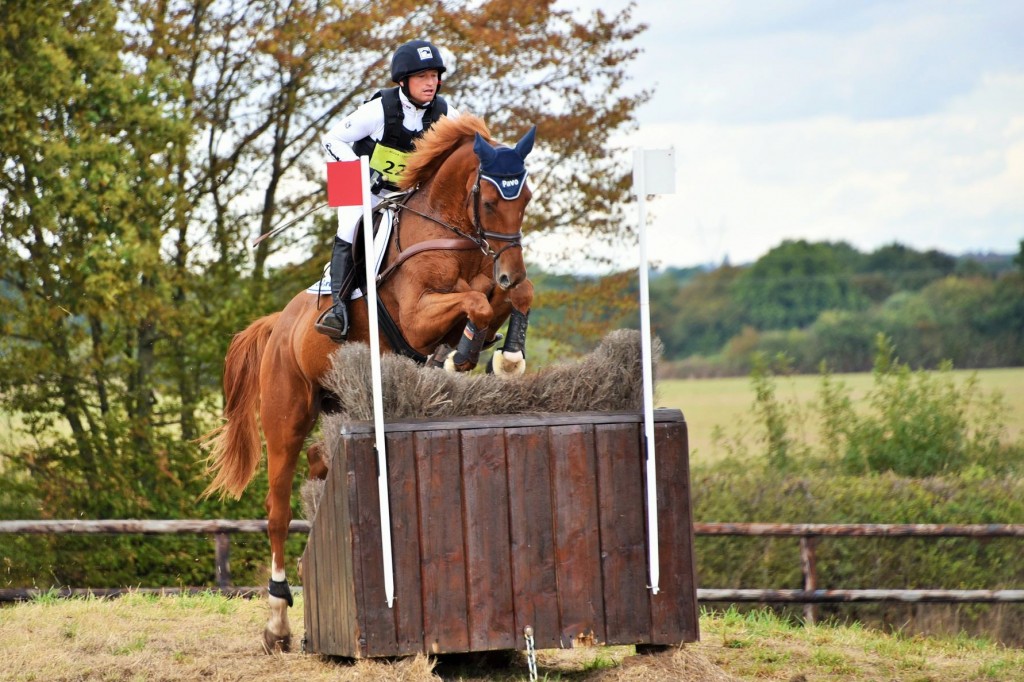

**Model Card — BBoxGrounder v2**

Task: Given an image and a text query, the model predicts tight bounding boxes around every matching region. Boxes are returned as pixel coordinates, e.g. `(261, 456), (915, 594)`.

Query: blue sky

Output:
(547, 0), (1024, 269)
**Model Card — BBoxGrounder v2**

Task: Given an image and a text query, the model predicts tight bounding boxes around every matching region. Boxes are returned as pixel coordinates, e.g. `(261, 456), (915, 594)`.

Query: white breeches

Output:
(335, 192), (385, 242)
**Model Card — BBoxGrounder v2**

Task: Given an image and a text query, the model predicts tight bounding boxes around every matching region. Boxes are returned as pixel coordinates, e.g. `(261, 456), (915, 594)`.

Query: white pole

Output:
(357, 155), (394, 608)
(633, 148), (660, 595)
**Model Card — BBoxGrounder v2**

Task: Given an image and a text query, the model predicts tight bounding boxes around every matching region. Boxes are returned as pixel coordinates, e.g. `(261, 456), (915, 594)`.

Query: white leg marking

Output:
(271, 553), (286, 582)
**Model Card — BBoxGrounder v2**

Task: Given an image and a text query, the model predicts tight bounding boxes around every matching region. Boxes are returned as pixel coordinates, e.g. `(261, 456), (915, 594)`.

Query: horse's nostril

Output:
(498, 274), (512, 290)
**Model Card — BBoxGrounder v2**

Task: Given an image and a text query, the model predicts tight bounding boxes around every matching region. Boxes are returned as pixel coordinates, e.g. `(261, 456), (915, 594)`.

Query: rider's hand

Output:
(369, 169), (385, 194)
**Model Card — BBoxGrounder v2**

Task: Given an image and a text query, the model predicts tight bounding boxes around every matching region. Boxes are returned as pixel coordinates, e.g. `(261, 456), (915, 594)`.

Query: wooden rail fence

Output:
(3, 520), (1023, 619)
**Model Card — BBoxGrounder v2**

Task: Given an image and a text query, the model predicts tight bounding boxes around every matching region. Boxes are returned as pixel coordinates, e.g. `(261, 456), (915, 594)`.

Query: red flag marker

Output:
(326, 160), (364, 207)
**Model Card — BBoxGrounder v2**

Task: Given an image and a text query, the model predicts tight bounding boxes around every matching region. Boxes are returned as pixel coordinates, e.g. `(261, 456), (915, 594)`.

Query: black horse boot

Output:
(315, 237), (356, 341)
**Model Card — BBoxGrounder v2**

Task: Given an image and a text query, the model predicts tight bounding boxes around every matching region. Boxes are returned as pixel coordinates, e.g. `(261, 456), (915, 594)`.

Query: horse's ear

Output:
(473, 132), (497, 165)
(514, 126), (537, 160)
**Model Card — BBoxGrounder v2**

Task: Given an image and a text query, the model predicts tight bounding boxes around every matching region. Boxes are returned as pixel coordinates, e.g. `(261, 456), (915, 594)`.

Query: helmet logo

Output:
(417, 47), (433, 60)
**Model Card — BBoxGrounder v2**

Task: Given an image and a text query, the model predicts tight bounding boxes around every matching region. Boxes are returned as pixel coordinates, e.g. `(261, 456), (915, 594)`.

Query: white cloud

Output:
(556, 0), (1024, 269)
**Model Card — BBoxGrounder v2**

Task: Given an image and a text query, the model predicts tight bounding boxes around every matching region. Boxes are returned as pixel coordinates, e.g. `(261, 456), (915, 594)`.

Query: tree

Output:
(652, 265), (745, 358)
(0, 0), (201, 521)
(121, 0), (649, 287)
(735, 240), (862, 330)
(859, 242), (956, 291)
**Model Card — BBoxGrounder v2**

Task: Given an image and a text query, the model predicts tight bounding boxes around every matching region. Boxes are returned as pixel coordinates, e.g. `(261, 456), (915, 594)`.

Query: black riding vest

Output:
(352, 87), (448, 190)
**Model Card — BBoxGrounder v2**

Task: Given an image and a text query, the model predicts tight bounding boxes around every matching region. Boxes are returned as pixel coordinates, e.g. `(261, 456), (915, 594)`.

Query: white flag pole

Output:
(633, 148), (660, 595)
(357, 155), (394, 608)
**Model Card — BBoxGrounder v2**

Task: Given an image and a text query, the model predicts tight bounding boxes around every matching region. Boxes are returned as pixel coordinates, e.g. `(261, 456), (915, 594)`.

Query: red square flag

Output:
(326, 160), (365, 207)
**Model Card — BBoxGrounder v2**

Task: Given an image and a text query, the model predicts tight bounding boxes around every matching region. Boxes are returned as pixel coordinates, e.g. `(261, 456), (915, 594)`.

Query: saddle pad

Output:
(305, 209), (393, 299)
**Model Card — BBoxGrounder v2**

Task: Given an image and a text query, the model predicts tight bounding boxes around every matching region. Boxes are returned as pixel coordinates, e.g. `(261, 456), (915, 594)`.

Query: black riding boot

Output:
(315, 237), (356, 341)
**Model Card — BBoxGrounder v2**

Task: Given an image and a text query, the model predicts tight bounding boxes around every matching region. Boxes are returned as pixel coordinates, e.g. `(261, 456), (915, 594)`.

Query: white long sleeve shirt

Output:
(322, 89), (460, 164)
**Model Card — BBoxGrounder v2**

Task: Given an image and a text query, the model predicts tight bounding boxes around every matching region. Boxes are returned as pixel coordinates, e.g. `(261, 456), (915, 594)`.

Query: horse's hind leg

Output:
(260, 374), (317, 653)
(306, 441), (329, 481)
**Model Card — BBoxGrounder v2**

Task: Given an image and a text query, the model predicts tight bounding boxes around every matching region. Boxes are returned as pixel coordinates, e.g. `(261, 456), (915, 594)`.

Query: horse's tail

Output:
(200, 312), (281, 500)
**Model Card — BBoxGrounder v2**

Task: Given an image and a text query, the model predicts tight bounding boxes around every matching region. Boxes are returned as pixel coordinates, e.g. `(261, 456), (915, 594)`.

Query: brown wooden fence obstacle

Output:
(299, 408), (700, 658)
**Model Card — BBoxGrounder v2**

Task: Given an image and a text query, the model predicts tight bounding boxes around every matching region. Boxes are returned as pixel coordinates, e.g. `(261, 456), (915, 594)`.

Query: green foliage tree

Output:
(0, 0), (269, 586)
(735, 240), (863, 330)
(859, 242), (957, 287)
(652, 265), (745, 358)
(1, 0), (187, 475)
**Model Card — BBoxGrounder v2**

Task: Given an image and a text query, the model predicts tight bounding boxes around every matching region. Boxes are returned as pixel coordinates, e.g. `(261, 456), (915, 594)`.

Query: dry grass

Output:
(2, 594), (1022, 681)
(320, 328), (651, 423)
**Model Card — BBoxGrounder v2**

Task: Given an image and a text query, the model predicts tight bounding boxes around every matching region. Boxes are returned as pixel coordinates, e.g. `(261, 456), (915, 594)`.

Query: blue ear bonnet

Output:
(473, 126), (536, 200)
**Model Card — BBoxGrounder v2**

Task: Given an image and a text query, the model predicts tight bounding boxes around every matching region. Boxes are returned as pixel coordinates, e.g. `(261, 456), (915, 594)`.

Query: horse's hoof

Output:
(262, 627), (292, 654)
(491, 349), (526, 377)
(443, 350), (458, 373)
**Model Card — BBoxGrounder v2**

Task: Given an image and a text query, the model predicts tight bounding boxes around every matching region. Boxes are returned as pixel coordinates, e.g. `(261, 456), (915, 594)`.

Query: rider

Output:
(317, 39), (461, 340)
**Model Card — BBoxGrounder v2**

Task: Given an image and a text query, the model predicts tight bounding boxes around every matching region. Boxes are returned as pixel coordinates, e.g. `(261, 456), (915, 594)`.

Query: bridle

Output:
(384, 166), (525, 263)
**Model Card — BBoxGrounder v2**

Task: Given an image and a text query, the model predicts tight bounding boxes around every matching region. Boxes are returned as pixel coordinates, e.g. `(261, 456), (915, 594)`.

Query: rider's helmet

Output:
(391, 40), (447, 83)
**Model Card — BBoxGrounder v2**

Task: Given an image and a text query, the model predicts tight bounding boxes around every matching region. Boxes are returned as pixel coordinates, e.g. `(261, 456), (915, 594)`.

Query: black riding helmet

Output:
(391, 39), (447, 84)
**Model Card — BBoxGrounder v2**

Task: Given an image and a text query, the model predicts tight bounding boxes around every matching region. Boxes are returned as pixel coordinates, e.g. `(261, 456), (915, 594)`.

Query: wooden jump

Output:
(300, 408), (699, 658)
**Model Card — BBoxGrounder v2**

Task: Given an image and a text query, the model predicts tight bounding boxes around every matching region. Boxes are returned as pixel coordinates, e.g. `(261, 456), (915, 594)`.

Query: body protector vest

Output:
(352, 87), (448, 191)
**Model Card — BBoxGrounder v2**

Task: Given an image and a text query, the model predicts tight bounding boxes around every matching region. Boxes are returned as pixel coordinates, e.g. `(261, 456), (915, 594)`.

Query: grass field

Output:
(657, 367), (1024, 465)
(1, 592), (1021, 681)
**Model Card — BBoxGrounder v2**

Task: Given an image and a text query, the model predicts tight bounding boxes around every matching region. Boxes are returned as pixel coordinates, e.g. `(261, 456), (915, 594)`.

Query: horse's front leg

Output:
(403, 286), (495, 372)
(489, 279), (533, 376)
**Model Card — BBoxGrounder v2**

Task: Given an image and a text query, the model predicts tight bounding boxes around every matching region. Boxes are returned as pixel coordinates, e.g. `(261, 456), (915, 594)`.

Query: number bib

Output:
(369, 144), (411, 185)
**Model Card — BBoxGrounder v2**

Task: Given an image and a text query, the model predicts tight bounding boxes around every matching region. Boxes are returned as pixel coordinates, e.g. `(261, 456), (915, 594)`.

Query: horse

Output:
(200, 114), (537, 652)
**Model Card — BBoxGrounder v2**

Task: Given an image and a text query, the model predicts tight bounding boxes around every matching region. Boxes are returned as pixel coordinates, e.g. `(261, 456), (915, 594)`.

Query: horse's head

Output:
(469, 126), (536, 290)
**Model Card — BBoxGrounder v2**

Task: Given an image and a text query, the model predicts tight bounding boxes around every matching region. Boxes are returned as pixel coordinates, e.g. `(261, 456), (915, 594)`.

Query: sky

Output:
(541, 0), (1024, 271)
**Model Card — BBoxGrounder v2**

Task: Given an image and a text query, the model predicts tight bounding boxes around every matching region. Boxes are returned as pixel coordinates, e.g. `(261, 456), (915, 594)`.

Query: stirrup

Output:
(314, 307), (348, 342)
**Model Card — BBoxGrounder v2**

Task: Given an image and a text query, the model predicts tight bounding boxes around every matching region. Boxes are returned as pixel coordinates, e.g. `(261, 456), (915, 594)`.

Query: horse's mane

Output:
(399, 114), (492, 190)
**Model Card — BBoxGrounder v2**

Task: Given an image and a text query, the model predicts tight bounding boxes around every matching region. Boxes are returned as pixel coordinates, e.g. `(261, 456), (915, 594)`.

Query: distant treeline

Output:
(531, 239), (1024, 376)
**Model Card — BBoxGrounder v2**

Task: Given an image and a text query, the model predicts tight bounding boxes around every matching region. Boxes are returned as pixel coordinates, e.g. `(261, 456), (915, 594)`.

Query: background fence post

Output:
(214, 532), (231, 588)
(800, 535), (817, 624)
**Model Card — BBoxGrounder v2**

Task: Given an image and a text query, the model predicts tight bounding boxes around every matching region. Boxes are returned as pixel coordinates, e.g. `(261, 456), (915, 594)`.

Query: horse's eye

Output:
(483, 201), (497, 214)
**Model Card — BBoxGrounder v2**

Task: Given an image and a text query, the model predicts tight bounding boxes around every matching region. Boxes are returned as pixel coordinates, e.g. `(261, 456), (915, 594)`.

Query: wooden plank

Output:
(549, 424), (606, 648)
(309, 457), (333, 655)
(301, 542), (318, 653)
(595, 422), (650, 644)
(416, 429), (470, 653)
(338, 409), (685, 435)
(506, 426), (561, 650)
(323, 441), (353, 656)
(386, 430), (425, 655)
(349, 432), (400, 656)
(312, 445), (341, 655)
(649, 420), (699, 644)
(460, 427), (515, 651)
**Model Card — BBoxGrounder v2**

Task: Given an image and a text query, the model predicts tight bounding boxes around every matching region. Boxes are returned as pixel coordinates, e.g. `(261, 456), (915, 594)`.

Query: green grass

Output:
(657, 367), (1024, 464)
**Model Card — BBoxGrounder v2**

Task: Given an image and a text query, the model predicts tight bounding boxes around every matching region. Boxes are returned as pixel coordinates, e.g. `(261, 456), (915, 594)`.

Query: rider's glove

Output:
(369, 169), (386, 194)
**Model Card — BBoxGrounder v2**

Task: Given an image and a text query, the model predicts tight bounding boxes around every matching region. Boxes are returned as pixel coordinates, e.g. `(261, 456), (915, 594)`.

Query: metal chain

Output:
(524, 626), (538, 681)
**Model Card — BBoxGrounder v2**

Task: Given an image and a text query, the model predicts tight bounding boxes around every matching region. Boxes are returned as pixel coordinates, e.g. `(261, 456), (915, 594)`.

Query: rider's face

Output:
(404, 70), (440, 106)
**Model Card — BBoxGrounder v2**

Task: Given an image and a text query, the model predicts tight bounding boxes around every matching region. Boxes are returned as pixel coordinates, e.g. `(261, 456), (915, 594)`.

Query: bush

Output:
(696, 337), (1024, 642)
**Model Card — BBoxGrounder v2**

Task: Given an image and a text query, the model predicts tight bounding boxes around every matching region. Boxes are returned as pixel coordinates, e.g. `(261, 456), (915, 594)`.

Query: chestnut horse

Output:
(201, 114), (536, 651)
